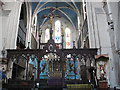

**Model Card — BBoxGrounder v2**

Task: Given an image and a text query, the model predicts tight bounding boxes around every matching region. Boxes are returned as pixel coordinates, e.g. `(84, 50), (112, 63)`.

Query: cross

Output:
(41, 8), (61, 39)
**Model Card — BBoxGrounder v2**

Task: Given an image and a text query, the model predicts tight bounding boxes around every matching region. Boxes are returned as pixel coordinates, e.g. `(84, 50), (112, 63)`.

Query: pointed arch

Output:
(55, 20), (61, 43)
(45, 28), (50, 43)
(65, 27), (70, 48)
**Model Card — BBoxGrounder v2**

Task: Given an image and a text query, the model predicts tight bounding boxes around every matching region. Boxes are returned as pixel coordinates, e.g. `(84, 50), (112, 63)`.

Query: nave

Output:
(1, 1), (120, 90)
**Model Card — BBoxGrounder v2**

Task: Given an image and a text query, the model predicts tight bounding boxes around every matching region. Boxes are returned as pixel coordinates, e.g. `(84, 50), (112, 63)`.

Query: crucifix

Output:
(41, 8), (61, 40)
(41, 8), (54, 40)
(49, 13), (53, 39)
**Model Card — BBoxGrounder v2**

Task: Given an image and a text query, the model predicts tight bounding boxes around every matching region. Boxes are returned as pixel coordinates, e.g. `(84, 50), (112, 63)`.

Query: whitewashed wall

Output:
(0, 1), (22, 58)
(106, 1), (120, 86)
(86, 2), (120, 88)
(1, 1), (22, 79)
(2, 2), (22, 49)
(0, 1), (33, 79)
(0, 7), (3, 58)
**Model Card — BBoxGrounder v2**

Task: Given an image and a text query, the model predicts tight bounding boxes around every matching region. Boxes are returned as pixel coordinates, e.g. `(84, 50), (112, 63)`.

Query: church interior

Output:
(0, 0), (120, 90)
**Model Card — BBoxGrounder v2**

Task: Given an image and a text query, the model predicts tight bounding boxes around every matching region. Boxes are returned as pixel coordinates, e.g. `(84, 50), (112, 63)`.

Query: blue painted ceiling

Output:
(32, 2), (81, 30)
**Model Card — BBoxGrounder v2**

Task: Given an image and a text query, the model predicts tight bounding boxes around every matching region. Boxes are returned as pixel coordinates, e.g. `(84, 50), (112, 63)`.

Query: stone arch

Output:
(16, 2), (29, 49)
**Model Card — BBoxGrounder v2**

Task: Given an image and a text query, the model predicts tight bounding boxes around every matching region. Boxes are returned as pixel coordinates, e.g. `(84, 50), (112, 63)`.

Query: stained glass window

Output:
(65, 28), (70, 48)
(45, 28), (50, 43)
(55, 20), (61, 43)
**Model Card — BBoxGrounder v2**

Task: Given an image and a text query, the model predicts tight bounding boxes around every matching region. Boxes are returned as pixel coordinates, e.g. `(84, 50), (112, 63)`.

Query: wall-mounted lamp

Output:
(108, 21), (113, 25)
(108, 21), (114, 30)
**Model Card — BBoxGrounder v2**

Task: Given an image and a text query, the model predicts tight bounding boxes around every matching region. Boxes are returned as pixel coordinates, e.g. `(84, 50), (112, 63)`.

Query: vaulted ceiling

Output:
(32, 1), (81, 30)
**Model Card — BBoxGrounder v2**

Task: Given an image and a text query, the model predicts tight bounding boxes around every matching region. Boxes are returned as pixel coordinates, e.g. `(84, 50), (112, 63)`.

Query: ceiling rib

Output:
(32, 1), (79, 31)
(71, 0), (80, 17)
(38, 7), (76, 30)
(33, 0), (41, 15)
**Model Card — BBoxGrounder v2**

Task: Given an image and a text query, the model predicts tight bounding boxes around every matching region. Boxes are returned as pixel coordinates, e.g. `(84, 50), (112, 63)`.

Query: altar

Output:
(48, 71), (62, 78)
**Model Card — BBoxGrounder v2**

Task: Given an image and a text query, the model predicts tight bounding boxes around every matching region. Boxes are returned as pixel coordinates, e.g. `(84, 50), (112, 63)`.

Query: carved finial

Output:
(73, 41), (76, 49)
(83, 39), (86, 48)
(27, 42), (30, 49)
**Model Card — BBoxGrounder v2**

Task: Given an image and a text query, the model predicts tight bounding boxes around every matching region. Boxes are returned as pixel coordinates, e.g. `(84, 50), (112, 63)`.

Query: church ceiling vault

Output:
(32, 1), (81, 30)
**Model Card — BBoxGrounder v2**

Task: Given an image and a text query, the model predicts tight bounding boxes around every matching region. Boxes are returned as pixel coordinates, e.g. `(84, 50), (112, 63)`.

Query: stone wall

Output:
(86, 1), (120, 88)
